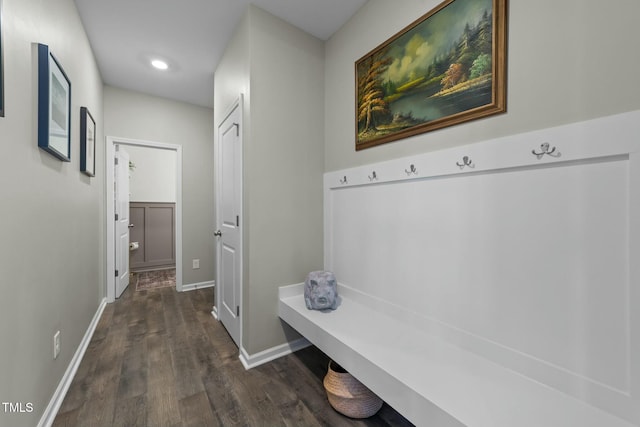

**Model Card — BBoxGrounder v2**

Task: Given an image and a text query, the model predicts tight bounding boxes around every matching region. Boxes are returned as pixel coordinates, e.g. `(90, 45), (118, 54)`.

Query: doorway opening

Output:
(106, 136), (183, 303)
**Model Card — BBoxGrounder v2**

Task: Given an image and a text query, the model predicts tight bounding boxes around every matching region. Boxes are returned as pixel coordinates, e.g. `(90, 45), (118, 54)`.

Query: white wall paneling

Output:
(322, 110), (640, 424)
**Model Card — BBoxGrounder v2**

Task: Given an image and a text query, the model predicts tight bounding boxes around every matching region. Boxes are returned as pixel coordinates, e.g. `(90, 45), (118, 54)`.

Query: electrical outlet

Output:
(53, 331), (61, 359)
(193, 259), (200, 269)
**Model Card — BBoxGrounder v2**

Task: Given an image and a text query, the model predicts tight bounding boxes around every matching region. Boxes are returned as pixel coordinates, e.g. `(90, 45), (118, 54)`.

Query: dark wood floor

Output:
(53, 285), (413, 426)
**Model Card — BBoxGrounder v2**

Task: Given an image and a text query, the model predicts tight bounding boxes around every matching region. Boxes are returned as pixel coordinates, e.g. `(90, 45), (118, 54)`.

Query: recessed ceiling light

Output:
(151, 59), (169, 70)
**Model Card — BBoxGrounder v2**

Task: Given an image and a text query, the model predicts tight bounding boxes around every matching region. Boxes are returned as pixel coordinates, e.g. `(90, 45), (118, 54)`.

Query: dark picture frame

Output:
(37, 43), (71, 161)
(0, 0), (5, 118)
(355, 0), (507, 150)
(80, 107), (96, 176)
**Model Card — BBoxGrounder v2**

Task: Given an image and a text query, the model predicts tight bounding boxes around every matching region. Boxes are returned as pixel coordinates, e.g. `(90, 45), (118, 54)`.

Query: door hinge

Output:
(236, 306), (240, 316)
(115, 269), (119, 277)
(115, 213), (119, 221)
(115, 157), (119, 166)
(236, 215), (239, 227)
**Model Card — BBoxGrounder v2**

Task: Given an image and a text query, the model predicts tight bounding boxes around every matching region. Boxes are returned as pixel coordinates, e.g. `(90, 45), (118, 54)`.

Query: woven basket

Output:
(323, 360), (383, 418)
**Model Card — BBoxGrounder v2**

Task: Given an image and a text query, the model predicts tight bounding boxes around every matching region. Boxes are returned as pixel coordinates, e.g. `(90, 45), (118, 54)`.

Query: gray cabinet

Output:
(129, 202), (175, 271)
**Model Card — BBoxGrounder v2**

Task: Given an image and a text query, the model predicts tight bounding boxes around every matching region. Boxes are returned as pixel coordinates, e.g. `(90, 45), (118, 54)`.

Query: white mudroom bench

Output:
(279, 112), (640, 427)
(279, 282), (636, 427)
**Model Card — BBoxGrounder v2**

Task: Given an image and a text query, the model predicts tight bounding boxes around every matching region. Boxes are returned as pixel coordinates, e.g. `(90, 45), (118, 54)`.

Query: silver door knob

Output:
(128, 224), (135, 228)
(214, 230), (222, 237)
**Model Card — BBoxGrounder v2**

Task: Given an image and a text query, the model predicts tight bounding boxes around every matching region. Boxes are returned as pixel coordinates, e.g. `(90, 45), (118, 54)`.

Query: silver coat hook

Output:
(456, 156), (474, 169)
(339, 176), (348, 185)
(532, 143), (561, 159)
(368, 171), (377, 181)
(405, 164), (417, 175)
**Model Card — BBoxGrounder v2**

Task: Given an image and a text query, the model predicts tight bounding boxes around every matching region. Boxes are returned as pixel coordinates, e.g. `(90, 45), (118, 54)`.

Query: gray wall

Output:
(325, 0), (640, 171)
(0, 0), (104, 426)
(214, 5), (325, 355)
(104, 86), (215, 287)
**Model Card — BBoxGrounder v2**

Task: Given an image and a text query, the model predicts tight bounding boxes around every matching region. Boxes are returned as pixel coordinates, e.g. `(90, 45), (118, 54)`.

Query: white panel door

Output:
(115, 148), (131, 298)
(216, 101), (242, 347)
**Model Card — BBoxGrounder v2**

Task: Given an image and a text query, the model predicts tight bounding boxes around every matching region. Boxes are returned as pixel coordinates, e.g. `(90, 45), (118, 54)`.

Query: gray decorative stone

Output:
(304, 271), (338, 310)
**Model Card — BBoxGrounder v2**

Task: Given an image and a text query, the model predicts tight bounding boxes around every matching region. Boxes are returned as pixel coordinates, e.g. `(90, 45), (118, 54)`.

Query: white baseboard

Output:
(37, 298), (107, 427)
(182, 280), (215, 292)
(239, 337), (311, 370)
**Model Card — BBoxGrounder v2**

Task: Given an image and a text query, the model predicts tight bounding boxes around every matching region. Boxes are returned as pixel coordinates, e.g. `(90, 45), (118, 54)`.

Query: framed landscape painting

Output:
(80, 107), (96, 176)
(356, 0), (507, 150)
(37, 43), (72, 161)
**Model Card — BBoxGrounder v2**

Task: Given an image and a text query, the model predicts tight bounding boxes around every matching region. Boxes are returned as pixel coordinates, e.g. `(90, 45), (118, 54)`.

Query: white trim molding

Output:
(239, 338), (311, 370)
(37, 298), (107, 427)
(181, 280), (215, 292)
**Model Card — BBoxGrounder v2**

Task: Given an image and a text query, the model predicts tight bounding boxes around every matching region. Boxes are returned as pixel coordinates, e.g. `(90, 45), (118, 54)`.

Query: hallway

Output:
(52, 287), (412, 426)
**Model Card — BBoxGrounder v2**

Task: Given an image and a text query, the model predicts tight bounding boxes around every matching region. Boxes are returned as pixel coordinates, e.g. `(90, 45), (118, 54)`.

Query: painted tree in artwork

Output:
(358, 54), (392, 133)
(441, 63), (465, 89)
(469, 53), (491, 79)
(439, 10), (494, 92)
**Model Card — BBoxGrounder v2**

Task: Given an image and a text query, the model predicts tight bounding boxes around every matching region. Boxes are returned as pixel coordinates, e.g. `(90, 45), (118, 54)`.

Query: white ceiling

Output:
(73, 0), (367, 108)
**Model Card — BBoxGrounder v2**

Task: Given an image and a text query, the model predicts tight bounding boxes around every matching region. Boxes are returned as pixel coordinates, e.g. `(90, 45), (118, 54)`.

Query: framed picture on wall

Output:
(0, 0), (5, 118)
(355, 0), (507, 150)
(37, 43), (71, 161)
(80, 107), (96, 176)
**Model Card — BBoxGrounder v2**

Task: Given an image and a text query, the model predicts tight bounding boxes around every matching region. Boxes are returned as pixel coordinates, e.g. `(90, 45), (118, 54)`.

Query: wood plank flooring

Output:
(53, 286), (413, 426)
